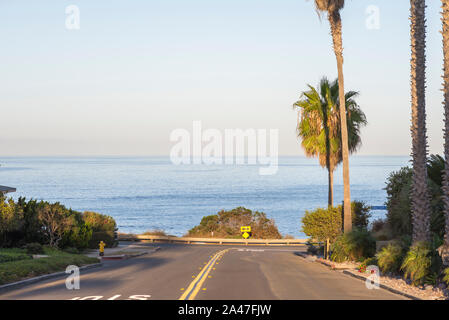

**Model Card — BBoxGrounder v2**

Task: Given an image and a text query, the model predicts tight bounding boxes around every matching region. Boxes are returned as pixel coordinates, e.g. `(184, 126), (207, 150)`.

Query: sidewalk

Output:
(85, 243), (159, 259)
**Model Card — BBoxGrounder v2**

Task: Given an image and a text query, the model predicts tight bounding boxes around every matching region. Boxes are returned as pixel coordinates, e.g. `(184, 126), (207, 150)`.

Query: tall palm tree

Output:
(442, 0), (449, 247)
(410, 0), (431, 243)
(313, 0), (352, 232)
(293, 77), (367, 207)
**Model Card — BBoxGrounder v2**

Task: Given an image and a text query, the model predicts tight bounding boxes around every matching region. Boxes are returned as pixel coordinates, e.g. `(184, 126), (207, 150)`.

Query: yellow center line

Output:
(179, 249), (228, 300)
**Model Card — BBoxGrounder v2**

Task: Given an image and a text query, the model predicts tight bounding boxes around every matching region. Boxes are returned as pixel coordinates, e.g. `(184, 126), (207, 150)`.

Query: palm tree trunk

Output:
(410, 0), (431, 243)
(442, 0), (449, 246)
(328, 10), (352, 233)
(328, 168), (334, 207)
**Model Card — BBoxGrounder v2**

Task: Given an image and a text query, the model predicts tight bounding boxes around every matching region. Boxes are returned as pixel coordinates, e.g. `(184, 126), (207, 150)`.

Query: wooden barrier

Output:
(118, 234), (309, 246)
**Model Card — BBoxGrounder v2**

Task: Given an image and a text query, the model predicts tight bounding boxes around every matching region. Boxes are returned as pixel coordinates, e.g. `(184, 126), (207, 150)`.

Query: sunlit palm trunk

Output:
(329, 11), (352, 232)
(410, 0), (431, 243)
(442, 0), (449, 246)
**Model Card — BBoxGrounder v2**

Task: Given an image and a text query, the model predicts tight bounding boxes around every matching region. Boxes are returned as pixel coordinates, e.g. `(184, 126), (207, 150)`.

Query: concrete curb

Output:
(0, 262), (103, 294)
(100, 247), (160, 260)
(342, 270), (421, 300)
(295, 252), (421, 300)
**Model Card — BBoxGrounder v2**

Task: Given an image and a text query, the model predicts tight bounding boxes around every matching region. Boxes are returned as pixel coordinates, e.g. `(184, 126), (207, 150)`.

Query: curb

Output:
(100, 247), (161, 260)
(295, 252), (421, 300)
(342, 270), (421, 300)
(0, 262), (103, 294)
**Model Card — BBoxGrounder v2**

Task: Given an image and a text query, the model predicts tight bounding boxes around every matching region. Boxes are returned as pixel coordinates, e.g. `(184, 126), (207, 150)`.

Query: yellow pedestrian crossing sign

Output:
(241, 226), (251, 239)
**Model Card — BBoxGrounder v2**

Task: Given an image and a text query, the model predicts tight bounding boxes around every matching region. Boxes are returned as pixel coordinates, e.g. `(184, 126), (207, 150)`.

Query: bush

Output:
(302, 206), (342, 244)
(331, 229), (376, 263)
(443, 268), (449, 285)
(376, 243), (404, 274)
(143, 229), (167, 237)
(187, 207), (282, 239)
(351, 201), (371, 230)
(63, 247), (80, 254)
(83, 211), (117, 248)
(358, 256), (378, 272)
(0, 197), (117, 251)
(24, 242), (44, 255)
(400, 242), (442, 286)
(385, 156), (447, 239)
(0, 248), (31, 263)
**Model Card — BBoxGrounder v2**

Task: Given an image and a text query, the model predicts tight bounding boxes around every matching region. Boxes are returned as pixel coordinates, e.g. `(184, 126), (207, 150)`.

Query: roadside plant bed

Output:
(344, 268), (448, 300)
(0, 247), (99, 285)
(298, 251), (448, 300)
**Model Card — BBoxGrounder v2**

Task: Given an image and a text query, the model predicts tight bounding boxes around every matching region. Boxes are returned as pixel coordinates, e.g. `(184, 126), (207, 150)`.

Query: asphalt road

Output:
(0, 243), (407, 300)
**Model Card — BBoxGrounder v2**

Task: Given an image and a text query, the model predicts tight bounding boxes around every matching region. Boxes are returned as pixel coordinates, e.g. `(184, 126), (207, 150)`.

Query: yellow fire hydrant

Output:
(99, 241), (106, 257)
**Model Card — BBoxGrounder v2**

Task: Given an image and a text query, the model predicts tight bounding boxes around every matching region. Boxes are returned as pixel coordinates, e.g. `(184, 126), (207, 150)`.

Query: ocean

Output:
(0, 156), (410, 238)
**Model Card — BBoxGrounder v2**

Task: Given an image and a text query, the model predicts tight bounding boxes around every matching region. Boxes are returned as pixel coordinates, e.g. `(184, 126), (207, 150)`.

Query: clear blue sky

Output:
(0, 0), (445, 156)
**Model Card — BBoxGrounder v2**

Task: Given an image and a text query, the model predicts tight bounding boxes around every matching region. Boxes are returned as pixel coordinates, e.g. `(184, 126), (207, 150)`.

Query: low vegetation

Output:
(0, 196), (117, 250)
(376, 243), (404, 274)
(187, 207), (282, 239)
(0, 247), (98, 285)
(301, 201), (371, 245)
(330, 229), (376, 263)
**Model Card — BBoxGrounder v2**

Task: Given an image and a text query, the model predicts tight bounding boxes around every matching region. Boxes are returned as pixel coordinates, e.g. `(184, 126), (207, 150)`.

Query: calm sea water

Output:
(0, 156), (410, 238)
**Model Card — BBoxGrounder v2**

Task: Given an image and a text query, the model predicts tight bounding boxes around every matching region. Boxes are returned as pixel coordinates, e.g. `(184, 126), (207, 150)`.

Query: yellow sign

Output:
(241, 226), (251, 239)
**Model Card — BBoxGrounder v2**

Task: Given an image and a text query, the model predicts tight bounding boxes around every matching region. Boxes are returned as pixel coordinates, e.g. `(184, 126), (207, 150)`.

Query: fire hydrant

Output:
(99, 241), (106, 257)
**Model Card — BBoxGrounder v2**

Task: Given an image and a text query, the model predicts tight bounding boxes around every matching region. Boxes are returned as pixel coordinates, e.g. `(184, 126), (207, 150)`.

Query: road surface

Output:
(0, 243), (407, 300)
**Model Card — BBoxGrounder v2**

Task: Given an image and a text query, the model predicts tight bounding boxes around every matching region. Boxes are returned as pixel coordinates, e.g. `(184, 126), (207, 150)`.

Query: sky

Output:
(0, 0), (446, 156)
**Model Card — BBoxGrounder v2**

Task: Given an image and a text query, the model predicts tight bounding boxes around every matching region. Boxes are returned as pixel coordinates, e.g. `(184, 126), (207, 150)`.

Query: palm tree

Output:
(293, 77), (366, 207)
(313, 0), (352, 232)
(442, 0), (449, 247)
(410, 0), (431, 243)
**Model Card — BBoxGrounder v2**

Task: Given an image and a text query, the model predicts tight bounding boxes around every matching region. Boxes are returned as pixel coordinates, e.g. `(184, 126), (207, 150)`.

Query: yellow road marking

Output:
(178, 249), (228, 300)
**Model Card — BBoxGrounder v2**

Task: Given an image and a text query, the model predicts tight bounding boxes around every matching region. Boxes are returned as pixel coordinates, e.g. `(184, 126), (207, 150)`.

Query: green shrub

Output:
(401, 242), (434, 286)
(24, 242), (44, 255)
(0, 248), (31, 263)
(359, 256), (378, 269)
(351, 201), (371, 230)
(302, 206), (342, 244)
(187, 207), (282, 239)
(63, 247), (80, 254)
(385, 156), (447, 240)
(376, 243), (404, 274)
(443, 268), (449, 285)
(331, 229), (376, 263)
(83, 211), (117, 248)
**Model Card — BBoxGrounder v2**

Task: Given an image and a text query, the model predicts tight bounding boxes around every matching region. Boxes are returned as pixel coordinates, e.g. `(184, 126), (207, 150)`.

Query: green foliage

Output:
(400, 242), (441, 286)
(302, 206), (342, 243)
(376, 243), (404, 274)
(83, 211), (117, 248)
(187, 207), (282, 239)
(443, 268), (449, 285)
(24, 242), (44, 255)
(0, 248), (99, 285)
(358, 257), (378, 272)
(385, 155), (447, 239)
(351, 201), (371, 230)
(385, 167), (413, 238)
(0, 248), (31, 263)
(331, 229), (376, 263)
(0, 197), (116, 250)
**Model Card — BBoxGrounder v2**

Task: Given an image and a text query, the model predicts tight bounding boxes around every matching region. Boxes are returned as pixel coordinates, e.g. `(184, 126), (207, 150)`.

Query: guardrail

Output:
(118, 234), (309, 246)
